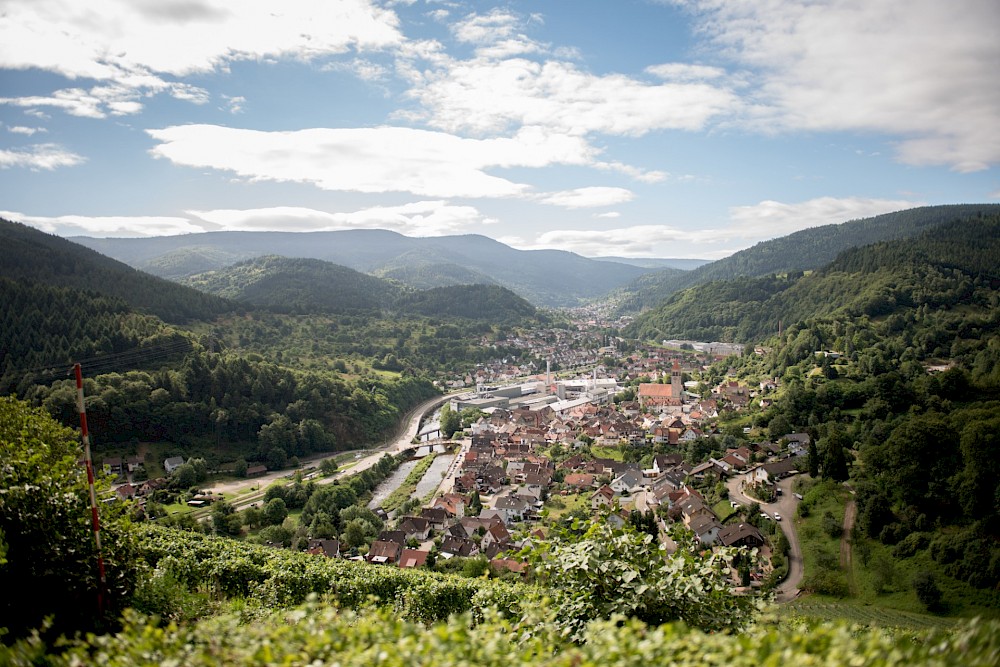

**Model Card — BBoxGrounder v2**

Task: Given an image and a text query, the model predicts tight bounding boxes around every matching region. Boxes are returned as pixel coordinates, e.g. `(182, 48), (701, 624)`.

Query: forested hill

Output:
(397, 284), (537, 322)
(0, 219), (232, 323)
(184, 256), (403, 315)
(613, 204), (1000, 315)
(628, 212), (1000, 344)
(183, 255), (539, 323)
(71, 229), (651, 307)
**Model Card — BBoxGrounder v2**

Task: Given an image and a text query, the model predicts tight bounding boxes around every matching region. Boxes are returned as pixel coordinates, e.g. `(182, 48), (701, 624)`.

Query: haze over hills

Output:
(611, 204), (1000, 315)
(72, 230), (651, 308)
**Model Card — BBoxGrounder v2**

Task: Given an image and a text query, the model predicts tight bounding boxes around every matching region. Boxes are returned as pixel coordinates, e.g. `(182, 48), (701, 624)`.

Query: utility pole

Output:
(73, 363), (107, 616)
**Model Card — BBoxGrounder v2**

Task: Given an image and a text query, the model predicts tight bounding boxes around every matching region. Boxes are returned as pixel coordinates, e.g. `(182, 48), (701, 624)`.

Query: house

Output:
(610, 469), (644, 495)
(397, 516), (431, 542)
(163, 456), (185, 474)
(432, 494), (466, 518)
(481, 523), (511, 550)
(688, 514), (722, 545)
(246, 464), (268, 478)
(398, 548), (429, 569)
(590, 484), (616, 510)
(490, 558), (527, 575)
(115, 483), (137, 500)
(440, 535), (479, 558)
(717, 523), (765, 549)
(306, 539), (341, 558)
(367, 540), (402, 565)
(493, 495), (531, 522)
(419, 507), (450, 531)
(377, 530), (406, 546)
(564, 472), (595, 489)
(126, 455), (144, 472)
(652, 453), (683, 475)
(749, 457), (801, 485)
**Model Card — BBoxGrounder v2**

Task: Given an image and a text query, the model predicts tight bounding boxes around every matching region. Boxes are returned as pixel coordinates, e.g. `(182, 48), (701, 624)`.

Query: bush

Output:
(913, 571), (943, 611)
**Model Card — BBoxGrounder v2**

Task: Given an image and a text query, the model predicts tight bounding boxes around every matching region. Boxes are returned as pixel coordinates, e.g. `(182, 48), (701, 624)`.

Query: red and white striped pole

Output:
(74, 363), (107, 615)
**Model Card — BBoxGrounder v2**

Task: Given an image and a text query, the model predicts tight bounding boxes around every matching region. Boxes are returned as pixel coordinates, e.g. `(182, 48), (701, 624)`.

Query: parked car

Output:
(773, 512), (782, 521)
(793, 493), (803, 500)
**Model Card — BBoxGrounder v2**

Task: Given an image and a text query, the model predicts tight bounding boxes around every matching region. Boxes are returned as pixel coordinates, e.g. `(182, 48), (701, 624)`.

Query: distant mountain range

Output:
(28, 203), (1000, 314)
(72, 230), (654, 308)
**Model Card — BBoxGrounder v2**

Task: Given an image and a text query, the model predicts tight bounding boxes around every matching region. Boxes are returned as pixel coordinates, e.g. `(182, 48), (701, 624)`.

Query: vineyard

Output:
(788, 598), (960, 631)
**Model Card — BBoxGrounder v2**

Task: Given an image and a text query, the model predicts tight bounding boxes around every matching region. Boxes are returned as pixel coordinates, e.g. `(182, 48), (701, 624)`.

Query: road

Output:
(202, 393), (452, 511)
(726, 471), (805, 602)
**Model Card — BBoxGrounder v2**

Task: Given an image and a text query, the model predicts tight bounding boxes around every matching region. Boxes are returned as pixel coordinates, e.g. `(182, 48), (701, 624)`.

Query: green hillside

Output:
(629, 212), (1000, 343)
(614, 204), (1000, 314)
(397, 284), (537, 322)
(0, 218), (232, 323)
(184, 255), (403, 315)
(184, 255), (540, 325)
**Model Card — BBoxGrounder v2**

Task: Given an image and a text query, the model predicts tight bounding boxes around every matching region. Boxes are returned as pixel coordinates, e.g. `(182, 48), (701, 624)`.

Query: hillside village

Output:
(306, 339), (802, 588)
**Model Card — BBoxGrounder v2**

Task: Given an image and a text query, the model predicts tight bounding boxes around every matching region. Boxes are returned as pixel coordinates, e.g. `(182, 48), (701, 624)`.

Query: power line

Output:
(5, 338), (195, 387)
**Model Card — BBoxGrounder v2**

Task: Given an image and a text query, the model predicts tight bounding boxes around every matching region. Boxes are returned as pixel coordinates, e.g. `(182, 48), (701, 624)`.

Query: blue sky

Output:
(1, 0), (997, 260)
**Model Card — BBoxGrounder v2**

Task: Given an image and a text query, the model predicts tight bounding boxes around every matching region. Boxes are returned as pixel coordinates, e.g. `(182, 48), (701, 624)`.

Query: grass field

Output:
(590, 445), (625, 462)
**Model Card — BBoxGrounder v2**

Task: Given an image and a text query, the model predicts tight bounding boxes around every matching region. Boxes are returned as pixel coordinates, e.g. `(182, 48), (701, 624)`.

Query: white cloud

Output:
(222, 95), (246, 114)
(452, 10), (523, 44)
(0, 0), (403, 114)
(6, 126), (46, 135)
(188, 202), (494, 236)
(721, 196), (922, 241)
(681, 0), (1000, 171)
(538, 187), (634, 209)
(507, 225), (698, 257)
(0, 210), (203, 236)
(410, 57), (738, 137)
(147, 124), (596, 198)
(0, 144), (85, 170)
(646, 63), (726, 81)
(596, 212), (621, 219)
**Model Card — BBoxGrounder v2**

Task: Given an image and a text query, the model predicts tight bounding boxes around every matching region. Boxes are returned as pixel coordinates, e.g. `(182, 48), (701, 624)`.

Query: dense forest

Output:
(183, 255), (541, 324)
(629, 212), (1000, 343)
(612, 204), (1000, 315)
(0, 219), (233, 323)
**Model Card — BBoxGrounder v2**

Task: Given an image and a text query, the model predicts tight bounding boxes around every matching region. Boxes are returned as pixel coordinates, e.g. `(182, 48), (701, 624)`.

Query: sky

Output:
(0, 0), (998, 260)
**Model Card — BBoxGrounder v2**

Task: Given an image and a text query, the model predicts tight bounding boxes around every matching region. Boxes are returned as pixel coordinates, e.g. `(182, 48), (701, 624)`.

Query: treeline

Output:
(205, 309), (526, 375)
(25, 348), (437, 465)
(0, 219), (233, 323)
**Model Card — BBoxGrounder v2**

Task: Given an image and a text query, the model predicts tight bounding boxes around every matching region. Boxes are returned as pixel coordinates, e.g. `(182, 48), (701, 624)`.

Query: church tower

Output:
(671, 360), (682, 403)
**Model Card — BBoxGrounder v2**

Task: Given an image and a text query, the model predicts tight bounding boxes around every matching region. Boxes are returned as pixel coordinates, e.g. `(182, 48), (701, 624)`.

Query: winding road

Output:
(726, 472), (805, 602)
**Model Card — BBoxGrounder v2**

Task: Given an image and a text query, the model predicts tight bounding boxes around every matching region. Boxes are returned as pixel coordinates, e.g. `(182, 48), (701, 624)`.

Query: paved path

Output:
(726, 472), (805, 602)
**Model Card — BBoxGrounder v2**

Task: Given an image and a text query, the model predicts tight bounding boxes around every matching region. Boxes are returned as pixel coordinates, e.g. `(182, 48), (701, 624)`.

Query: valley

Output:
(2, 205), (1000, 661)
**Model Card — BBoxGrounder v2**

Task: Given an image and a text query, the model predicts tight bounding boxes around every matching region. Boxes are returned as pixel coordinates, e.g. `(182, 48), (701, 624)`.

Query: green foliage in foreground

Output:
(5, 601), (1000, 666)
(0, 397), (142, 637)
